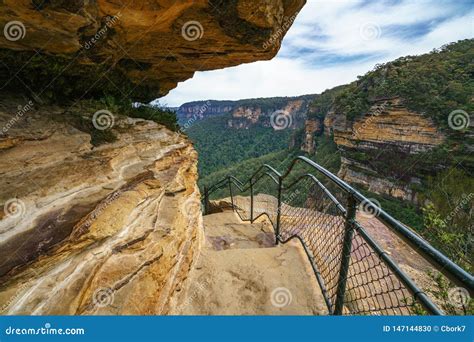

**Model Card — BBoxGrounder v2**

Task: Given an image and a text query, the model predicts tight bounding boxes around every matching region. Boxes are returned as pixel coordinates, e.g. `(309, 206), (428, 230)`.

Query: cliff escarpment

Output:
(0, 0), (305, 102)
(178, 94), (316, 130)
(332, 97), (446, 201)
(0, 94), (203, 314)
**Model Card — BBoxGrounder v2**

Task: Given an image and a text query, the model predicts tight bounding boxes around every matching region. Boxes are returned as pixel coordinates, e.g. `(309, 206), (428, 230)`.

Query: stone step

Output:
(203, 212), (275, 250)
(168, 211), (328, 315)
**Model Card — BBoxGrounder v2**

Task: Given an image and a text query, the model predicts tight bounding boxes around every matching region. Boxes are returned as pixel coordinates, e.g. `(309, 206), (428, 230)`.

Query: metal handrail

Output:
(203, 156), (474, 315)
(285, 157), (474, 291)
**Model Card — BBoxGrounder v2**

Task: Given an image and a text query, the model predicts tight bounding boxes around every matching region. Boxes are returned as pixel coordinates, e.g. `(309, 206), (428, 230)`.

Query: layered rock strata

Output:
(328, 98), (445, 201)
(0, 96), (202, 314)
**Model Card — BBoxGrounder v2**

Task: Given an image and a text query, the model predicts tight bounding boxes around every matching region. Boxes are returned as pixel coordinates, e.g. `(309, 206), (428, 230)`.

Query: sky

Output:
(158, 0), (474, 107)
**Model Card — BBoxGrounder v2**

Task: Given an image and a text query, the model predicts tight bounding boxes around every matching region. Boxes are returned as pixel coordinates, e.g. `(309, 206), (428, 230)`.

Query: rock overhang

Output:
(0, 0), (306, 102)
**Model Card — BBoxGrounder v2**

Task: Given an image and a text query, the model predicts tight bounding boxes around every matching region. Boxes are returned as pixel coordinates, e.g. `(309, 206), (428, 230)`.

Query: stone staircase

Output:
(170, 210), (327, 315)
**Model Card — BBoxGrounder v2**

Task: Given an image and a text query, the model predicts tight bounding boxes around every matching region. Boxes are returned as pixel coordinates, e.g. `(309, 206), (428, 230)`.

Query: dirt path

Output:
(170, 211), (327, 315)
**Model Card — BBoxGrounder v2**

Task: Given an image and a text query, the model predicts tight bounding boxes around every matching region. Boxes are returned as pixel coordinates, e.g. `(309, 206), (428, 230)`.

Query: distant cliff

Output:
(177, 95), (317, 130)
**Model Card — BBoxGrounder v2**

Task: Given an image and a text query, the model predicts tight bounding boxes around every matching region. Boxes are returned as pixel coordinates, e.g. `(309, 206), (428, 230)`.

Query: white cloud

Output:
(159, 0), (473, 107)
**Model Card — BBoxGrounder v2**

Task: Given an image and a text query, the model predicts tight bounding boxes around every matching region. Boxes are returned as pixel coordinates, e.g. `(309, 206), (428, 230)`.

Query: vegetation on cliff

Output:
(0, 49), (156, 103)
(106, 97), (179, 132)
(306, 40), (473, 272)
(334, 39), (473, 128)
(200, 134), (341, 200)
(59, 96), (178, 146)
(307, 85), (347, 119)
(421, 168), (473, 272)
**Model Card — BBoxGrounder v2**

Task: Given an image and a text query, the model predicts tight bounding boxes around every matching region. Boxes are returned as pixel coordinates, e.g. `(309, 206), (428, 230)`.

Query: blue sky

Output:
(159, 0), (473, 107)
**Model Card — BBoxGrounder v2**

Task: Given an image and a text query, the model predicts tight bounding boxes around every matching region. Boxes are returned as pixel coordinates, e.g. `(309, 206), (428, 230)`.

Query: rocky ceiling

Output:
(0, 0), (305, 102)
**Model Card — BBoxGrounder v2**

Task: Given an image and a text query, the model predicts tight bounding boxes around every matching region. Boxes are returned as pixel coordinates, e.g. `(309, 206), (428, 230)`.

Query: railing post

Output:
(275, 176), (283, 245)
(334, 194), (357, 315)
(228, 177), (234, 211)
(203, 186), (209, 215)
(250, 180), (254, 222)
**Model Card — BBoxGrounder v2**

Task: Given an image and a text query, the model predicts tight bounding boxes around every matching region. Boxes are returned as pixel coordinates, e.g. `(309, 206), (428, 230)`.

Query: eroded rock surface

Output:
(328, 97), (445, 202)
(0, 95), (203, 314)
(170, 211), (327, 315)
(332, 98), (444, 152)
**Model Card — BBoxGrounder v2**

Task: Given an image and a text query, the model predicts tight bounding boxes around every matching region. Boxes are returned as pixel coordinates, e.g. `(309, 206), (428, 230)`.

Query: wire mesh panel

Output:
(279, 176), (347, 311)
(343, 229), (419, 315)
(278, 177), (427, 315)
(230, 180), (251, 221)
(252, 172), (280, 225)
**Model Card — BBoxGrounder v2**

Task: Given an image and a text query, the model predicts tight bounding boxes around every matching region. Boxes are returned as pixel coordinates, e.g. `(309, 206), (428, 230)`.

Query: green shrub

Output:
(127, 105), (178, 132)
(420, 168), (473, 272)
(99, 96), (179, 131)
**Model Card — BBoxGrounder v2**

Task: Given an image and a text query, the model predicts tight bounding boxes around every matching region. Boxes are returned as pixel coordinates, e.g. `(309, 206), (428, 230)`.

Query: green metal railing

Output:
(202, 156), (473, 315)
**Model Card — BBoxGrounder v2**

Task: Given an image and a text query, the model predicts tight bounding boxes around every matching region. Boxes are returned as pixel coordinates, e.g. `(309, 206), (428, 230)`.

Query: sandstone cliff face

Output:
(333, 98), (444, 153)
(301, 118), (322, 153)
(229, 99), (309, 129)
(0, 95), (203, 314)
(178, 103), (233, 120)
(232, 106), (263, 125)
(0, 0), (305, 101)
(328, 98), (445, 201)
(178, 95), (315, 130)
